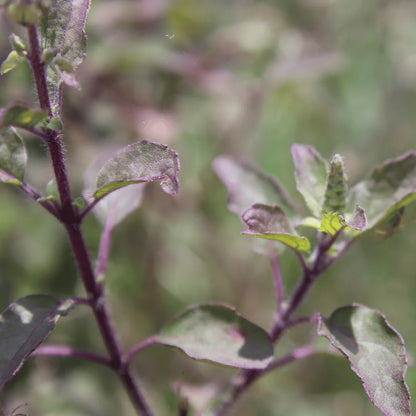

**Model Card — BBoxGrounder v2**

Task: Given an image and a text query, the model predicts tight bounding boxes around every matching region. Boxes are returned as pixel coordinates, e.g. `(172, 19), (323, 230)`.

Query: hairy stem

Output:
(26, 20), (154, 416)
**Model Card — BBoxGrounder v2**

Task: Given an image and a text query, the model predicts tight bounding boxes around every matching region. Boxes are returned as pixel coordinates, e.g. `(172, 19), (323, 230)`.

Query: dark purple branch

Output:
(268, 242), (284, 311)
(31, 345), (112, 367)
(124, 336), (160, 364)
(216, 345), (317, 416)
(80, 198), (101, 221)
(17, 182), (59, 218)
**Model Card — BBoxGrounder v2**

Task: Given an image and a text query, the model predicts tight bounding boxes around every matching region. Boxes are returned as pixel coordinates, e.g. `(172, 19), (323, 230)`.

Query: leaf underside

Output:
(157, 304), (273, 369)
(318, 305), (411, 416)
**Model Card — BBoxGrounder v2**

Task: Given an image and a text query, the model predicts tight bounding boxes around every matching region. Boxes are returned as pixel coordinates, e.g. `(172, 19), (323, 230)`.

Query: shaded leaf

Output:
(322, 154), (348, 215)
(0, 106), (48, 130)
(291, 144), (328, 217)
(157, 303), (273, 369)
(242, 203), (310, 252)
(348, 151), (416, 239)
(95, 140), (179, 199)
(318, 305), (411, 416)
(7, 3), (41, 25)
(39, 0), (91, 105)
(213, 155), (295, 218)
(0, 295), (63, 391)
(345, 205), (367, 231)
(0, 50), (25, 75)
(0, 127), (27, 183)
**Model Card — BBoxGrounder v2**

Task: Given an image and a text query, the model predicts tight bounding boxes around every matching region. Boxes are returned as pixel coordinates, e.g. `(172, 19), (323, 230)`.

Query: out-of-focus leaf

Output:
(7, 3), (41, 25)
(94, 140), (179, 199)
(0, 295), (63, 391)
(291, 144), (328, 217)
(8, 33), (28, 54)
(0, 106), (48, 130)
(0, 127), (27, 183)
(348, 151), (416, 239)
(84, 149), (145, 226)
(242, 203), (310, 252)
(0, 50), (25, 75)
(318, 305), (411, 416)
(39, 0), (91, 105)
(213, 155), (295, 218)
(322, 154), (348, 215)
(157, 303), (273, 369)
(345, 205), (367, 231)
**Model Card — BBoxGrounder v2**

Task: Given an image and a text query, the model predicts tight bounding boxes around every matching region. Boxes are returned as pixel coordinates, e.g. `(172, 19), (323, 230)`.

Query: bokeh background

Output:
(1, 0), (416, 415)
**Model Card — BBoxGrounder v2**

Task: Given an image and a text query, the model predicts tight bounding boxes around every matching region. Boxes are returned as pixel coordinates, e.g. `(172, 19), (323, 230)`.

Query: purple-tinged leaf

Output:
(0, 295), (63, 392)
(84, 149), (145, 226)
(291, 144), (328, 217)
(242, 203), (310, 252)
(318, 305), (411, 416)
(345, 205), (367, 231)
(348, 151), (416, 240)
(95, 140), (179, 199)
(322, 153), (348, 215)
(0, 127), (27, 183)
(213, 155), (295, 218)
(39, 0), (91, 105)
(157, 304), (273, 369)
(0, 106), (48, 130)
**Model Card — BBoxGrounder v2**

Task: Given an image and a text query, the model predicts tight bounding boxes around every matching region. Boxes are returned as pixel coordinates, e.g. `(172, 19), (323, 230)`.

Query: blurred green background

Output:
(1, 0), (416, 415)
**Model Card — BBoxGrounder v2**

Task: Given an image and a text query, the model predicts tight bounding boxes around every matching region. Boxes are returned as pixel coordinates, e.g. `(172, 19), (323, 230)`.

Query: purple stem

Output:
(26, 23), (154, 416)
(268, 242), (284, 311)
(216, 345), (317, 416)
(123, 336), (160, 365)
(31, 345), (112, 367)
(17, 182), (58, 218)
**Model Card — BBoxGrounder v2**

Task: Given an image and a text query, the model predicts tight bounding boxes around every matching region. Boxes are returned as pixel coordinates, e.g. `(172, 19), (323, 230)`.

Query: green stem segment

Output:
(26, 19), (154, 416)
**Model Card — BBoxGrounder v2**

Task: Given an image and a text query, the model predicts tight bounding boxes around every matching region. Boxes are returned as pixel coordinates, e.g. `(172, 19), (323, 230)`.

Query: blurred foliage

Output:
(1, 0), (416, 415)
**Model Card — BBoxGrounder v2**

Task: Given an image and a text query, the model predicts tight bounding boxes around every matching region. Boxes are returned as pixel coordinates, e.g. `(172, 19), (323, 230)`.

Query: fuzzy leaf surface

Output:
(157, 304), (273, 369)
(213, 155), (295, 218)
(291, 144), (328, 217)
(39, 0), (91, 104)
(348, 151), (416, 239)
(95, 140), (179, 199)
(0, 127), (27, 183)
(318, 305), (411, 416)
(0, 295), (62, 391)
(242, 203), (310, 251)
(84, 149), (145, 226)
(0, 106), (48, 130)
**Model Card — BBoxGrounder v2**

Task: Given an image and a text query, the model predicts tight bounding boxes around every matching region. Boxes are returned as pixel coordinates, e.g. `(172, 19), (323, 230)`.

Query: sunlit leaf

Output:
(318, 305), (411, 416)
(0, 295), (63, 391)
(39, 0), (91, 105)
(213, 155), (295, 218)
(348, 151), (416, 239)
(241, 203), (310, 251)
(322, 154), (348, 215)
(84, 149), (145, 226)
(0, 127), (27, 183)
(291, 144), (328, 217)
(319, 212), (345, 235)
(157, 304), (273, 369)
(0, 106), (48, 130)
(0, 51), (25, 75)
(94, 140), (179, 199)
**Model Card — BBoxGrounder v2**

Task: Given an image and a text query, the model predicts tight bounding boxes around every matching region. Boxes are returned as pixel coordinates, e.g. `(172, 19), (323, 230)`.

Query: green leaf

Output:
(0, 105), (48, 130)
(319, 212), (346, 235)
(318, 305), (411, 416)
(157, 304), (273, 369)
(0, 50), (25, 75)
(242, 203), (311, 252)
(8, 33), (28, 54)
(95, 140), (180, 199)
(46, 116), (63, 131)
(348, 151), (416, 239)
(0, 127), (27, 183)
(0, 295), (63, 391)
(291, 144), (328, 217)
(39, 0), (91, 105)
(213, 155), (296, 218)
(84, 149), (145, 226)
(322, 154), (348, 214)
(7, 2), (42, 25)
